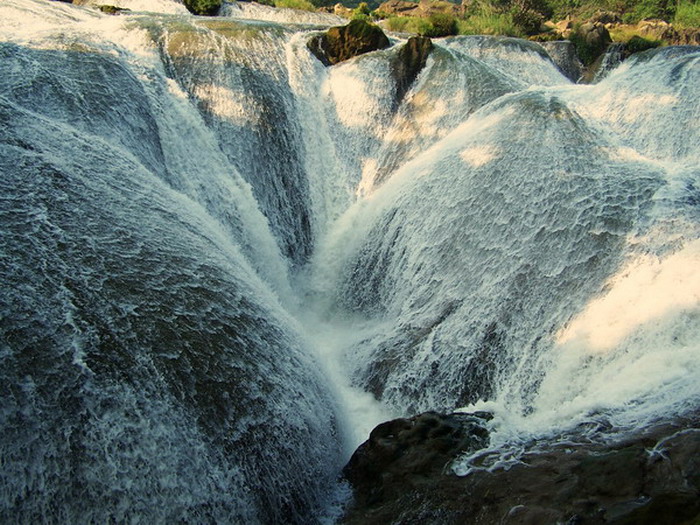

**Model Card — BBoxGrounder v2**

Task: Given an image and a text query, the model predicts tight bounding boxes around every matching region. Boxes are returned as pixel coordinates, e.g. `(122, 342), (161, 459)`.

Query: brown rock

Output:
(392, 35), (433, 105)
(341, 413), (700, 525)
(307, 20), (391, 66)
(376, 0), (421, 17)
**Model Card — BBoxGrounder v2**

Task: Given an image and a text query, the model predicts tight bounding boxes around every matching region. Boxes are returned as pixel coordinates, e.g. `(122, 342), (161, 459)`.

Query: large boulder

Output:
(540, 40), (584, 82)
(569, 21), (611, 66)
(392, 35), (433, 104)
(183, 0), (221, 16)
(307, 20), (391, 66)
(341, 412), (700, 524)
(376, 0), (462, 18)
(376, 0), (421, 17)
(342, 412), (491, 511)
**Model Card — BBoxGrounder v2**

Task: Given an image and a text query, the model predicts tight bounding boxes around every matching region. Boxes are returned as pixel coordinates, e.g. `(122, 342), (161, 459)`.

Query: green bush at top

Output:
(423, 13), (458, 36)
(352, 2), (372, 20)
(183, 0), (221, 15)
(674, 0), (700, 27)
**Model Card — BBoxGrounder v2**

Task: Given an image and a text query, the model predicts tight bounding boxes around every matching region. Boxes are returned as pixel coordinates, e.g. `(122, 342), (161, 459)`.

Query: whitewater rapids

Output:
(1, 0), (698, 522)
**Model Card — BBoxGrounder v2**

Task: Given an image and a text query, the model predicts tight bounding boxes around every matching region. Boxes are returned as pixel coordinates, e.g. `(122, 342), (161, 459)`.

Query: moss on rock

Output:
(183, 0), (221, 16)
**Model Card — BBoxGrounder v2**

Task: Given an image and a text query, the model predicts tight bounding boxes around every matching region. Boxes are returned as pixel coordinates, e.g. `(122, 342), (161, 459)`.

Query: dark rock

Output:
(182, 0), (221, 16)
(579, 21), (612, 49)
(541, 40), (584, 82)
(307, 20), (391, 66)
(623, 35), (661, 58)
(342, 411), (491, 512)
(341, 414), (700, 525)
(392, 36), (433, 106)
(588, 10), (622, 25)
(569, 21), (612, 68)
(97, 4), (131, 14)
(668, 28), (700, 46)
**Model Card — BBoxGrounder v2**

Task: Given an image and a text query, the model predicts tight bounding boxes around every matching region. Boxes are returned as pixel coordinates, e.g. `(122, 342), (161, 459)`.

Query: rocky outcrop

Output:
(376, 0), (421, 17)
(183, 0), (221, 16)
(307, 20), (391, 66)
(541, 40), (584, 82)
(97, 4), (130, 14)
(342, 412), (491, 514)
(637, 19), (700, 46)
(341, 411), (700, 525)
(376, 0), (463, 19)
(392, 35), (433, 105)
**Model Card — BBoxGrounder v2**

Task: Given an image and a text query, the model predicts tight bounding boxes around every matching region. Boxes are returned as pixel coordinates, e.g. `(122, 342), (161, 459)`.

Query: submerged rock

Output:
(341, 413), (700, 524)
(307, 19), (391, 66)
(540, 40), (584, 82)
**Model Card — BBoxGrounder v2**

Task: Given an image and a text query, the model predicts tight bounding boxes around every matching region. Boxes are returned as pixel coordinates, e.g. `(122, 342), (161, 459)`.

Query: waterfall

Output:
(2, 0), (699, 522)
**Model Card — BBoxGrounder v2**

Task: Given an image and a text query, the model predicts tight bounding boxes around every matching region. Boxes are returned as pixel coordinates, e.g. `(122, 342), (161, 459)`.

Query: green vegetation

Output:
(385, 13), (458, 36)
(625, 34), (661, 53)
(183, 0), (221, 16)
(352, 2), (372, 20)
(463, 0), (551, 34)
(457, 12), (522, 36)
(260, 0), (700, 46)
(385, 16), (437, 35)
(424, 13), (458, 36)
(546, 0), (700, 25)
(674, 0), (700, 27)
(274, 0), (316, 10)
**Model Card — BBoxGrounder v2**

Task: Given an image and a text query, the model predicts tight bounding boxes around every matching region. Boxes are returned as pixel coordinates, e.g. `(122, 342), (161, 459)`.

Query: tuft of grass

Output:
(384, 13), (458, 37)
(457, 12), (523, 36)
(274, 0), (316, 11)
(674, 0), (700, 28)
(384, 16), (436, 35)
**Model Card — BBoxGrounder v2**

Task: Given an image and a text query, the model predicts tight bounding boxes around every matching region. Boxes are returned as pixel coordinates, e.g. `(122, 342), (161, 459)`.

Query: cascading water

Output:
(1, 0), (699, 522)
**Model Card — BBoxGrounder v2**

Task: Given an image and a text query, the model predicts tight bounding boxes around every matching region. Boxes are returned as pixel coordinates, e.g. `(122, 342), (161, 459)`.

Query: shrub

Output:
(183, 0), (221, 16)
(352, 2), (372, 20)
(424, 13), (458, 36)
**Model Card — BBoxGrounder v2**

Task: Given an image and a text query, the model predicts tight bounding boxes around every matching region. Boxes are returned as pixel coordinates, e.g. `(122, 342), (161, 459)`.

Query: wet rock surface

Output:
(340, 412), (700, 525)
(307, 20), (391, 66)
(391, 36), (433, 105)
